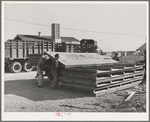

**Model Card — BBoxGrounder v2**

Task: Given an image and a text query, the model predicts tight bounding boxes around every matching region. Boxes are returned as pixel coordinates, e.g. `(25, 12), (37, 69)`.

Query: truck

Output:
(5, 35), (81, 73)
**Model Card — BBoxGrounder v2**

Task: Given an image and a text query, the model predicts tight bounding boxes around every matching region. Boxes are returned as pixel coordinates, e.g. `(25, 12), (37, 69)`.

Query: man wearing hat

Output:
(50, 53), (61, 89)
(112, 52), (119, 61)
(36, 53), (52, 87)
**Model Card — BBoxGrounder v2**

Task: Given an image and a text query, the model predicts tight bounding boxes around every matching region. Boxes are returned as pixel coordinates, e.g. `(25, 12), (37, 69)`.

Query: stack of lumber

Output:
(94, 64), (145, 96)
(60, 67), (97, 92)
(60, 64), (145, 95)
(45, 52), (145, 96)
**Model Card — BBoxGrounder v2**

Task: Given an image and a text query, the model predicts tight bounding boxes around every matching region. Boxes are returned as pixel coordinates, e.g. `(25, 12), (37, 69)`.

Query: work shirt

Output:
(51, 58), (59, 74)
(37, 57), (49, 70)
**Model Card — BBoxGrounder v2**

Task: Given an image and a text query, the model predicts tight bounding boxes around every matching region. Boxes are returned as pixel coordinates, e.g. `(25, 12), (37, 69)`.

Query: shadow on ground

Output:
(4, 78), (93, 101)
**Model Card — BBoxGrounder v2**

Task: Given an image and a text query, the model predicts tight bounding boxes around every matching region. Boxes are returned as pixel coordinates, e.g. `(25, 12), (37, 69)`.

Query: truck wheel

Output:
(23, 61), (33, 72)
(9, 62), (22, 73)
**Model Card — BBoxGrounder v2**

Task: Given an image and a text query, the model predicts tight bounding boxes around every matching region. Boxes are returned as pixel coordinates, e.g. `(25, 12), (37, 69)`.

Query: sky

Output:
(3, 1), (148, 52)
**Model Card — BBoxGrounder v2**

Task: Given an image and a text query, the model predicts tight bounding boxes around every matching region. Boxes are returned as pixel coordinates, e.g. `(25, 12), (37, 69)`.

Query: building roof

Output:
(42, 36), (80, 42)
(13, 34), (80, 43)
(13, 34), (52, 42)
(136, 43), (146, 51)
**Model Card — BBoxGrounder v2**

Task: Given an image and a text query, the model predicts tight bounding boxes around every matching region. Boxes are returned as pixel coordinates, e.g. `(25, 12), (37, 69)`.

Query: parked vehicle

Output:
(5, 38), (54, 73)
(5, 37), (80, 73)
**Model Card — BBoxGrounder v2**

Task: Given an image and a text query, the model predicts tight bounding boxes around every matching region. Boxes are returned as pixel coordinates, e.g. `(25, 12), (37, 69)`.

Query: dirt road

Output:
(4, 71), (146, 112)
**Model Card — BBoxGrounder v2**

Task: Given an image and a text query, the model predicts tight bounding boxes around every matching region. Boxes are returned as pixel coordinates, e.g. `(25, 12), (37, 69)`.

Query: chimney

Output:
(38, 32), (41, 36)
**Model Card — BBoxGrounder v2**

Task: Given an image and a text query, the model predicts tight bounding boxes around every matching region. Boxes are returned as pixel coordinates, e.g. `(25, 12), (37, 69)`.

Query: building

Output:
(136, 43), (146, 64)
(42, 36), (80, 45)
(111, 51), (136, 58)
(42, 36), (80, 52)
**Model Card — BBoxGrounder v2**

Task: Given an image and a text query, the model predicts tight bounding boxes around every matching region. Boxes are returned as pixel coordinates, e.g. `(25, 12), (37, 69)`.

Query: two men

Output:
(36, 53), (61, 89)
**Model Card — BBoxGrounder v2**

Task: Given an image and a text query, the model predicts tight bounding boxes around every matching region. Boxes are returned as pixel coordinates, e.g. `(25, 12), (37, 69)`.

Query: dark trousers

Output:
(50, 72), (59, 88)
(36, 66), (43, 86)
(45, 70), (53, 81)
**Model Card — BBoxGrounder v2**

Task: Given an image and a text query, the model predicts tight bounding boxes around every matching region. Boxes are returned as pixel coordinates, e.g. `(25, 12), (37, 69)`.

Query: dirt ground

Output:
(4, 70), (146, 112)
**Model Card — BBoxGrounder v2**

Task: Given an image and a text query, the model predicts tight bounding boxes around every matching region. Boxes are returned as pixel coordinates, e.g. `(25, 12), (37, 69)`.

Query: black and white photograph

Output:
(2, 1), (149, 121)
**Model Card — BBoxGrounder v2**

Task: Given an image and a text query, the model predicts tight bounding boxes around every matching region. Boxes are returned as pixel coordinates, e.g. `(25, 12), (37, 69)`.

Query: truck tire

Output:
(9, 61), (22, 73)
(23, 61), (33, 72)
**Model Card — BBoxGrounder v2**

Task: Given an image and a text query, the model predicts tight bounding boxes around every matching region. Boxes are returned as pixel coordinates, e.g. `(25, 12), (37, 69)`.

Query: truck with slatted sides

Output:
(5, 39), (54, 73)
(5, 38), (81, 73)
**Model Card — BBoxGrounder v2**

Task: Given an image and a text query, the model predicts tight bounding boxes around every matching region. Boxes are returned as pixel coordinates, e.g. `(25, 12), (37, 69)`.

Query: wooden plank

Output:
(125, 91), (136, 102)
(62, 67), (97, 73)
(45, 52), (118, 68)
(32, 41), (35, 54)
(61, 76), (96, 87)
(111, 68), (123, 71)
(26, 41), (29, 56)
(96, 70), (144, 84)
(61, 72), (96, 80)
(135, 64), (145, 67)
(95, 80), (141, 97)
(24, 41), (27, 57)
(10, 42), (12, 58)
(124, 66), (134, 69)
(38, 42), (40, 54)
(97, 70), (111, 73)
(41, 41), (44, 54)
(96, 76), (143, 88)
(95, 76), (143, 91)
(16, 40), (19, 58)
(95, 66), (144, 76)
(97, 80), (123, 87)
(47, 41), (49, 51)
(22, 41), (25, 58)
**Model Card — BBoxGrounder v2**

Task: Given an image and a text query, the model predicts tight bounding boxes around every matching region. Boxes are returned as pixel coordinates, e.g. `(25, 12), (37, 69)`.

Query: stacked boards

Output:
(60, 64), (145, 96)
(45, 52), (118, 68)
(94, 64), (145, 96)
(60, 67), (97, 92)
(45, 52), (145, 96)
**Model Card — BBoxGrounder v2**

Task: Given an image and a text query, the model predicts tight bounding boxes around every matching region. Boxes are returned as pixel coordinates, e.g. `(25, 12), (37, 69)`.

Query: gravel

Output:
(4, 71), (146, 112)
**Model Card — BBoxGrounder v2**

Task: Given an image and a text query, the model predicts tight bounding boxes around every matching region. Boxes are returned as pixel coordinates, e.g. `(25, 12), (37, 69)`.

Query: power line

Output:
(5, 18), (146, 37)
(5, 18), (51, 27)
(61, 27), (146, 36)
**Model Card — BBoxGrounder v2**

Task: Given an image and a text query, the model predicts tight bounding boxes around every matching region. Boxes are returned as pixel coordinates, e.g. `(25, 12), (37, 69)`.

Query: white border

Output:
(2, 113), (149, 121)
(2, 1), (149, 121)
(1, 1), (148, 4)
(2, 0), (5, 119)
